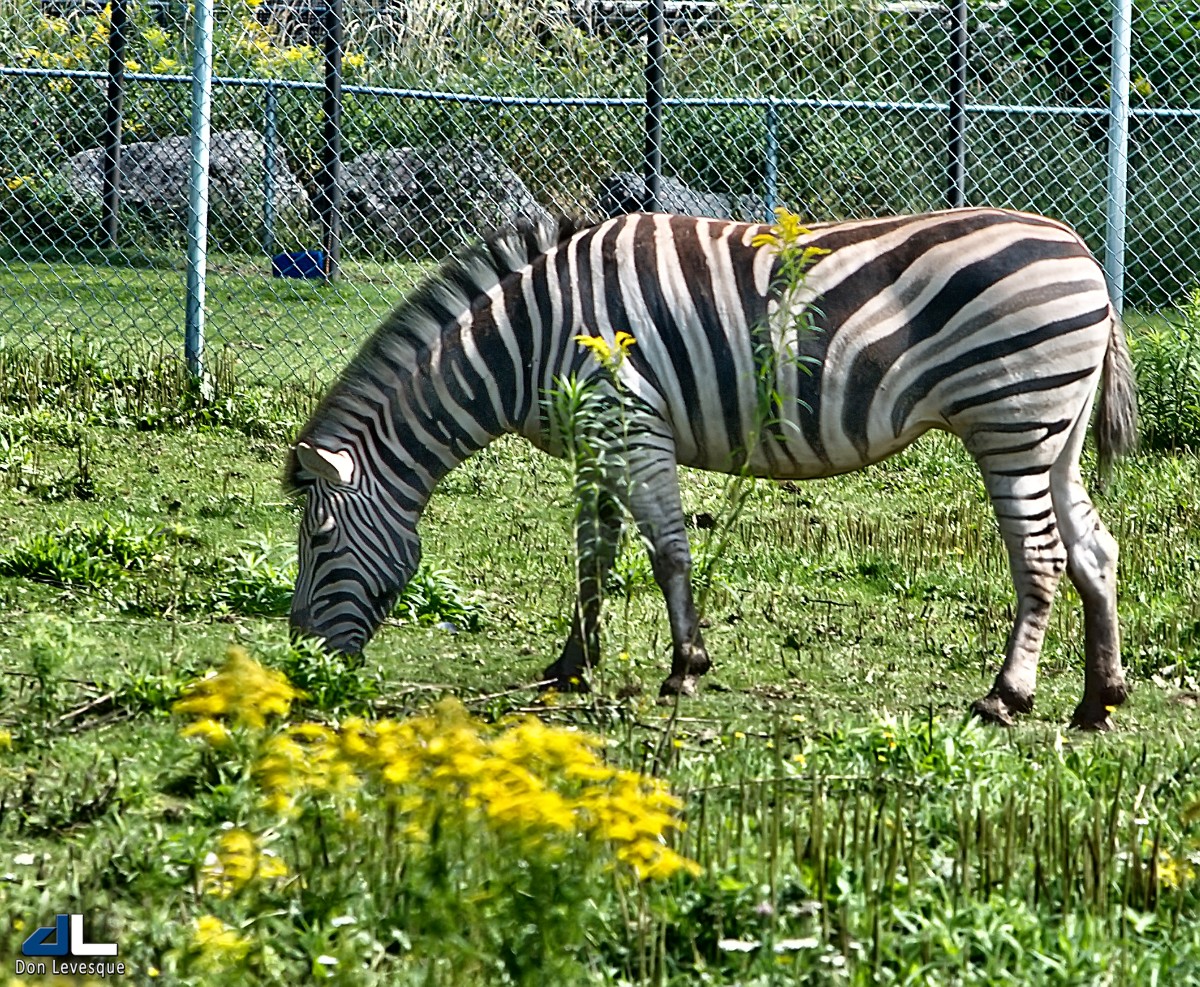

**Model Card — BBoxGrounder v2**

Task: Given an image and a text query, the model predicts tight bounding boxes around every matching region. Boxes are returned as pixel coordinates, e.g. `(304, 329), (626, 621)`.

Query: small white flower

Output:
(13, 853), (36, 866)
(774, 937), (820, 952)
(330, 915), (356, 928)
(316, 955), (338, 966)
(718, 938), (761, 952)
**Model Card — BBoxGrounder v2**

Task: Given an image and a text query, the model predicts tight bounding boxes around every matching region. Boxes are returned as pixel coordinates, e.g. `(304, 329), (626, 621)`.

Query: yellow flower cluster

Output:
(21, 7), (120, 76)
(751, 206), (830, 270)
(575, 330), (636, 373)
(190, 915), (252, 970)
(176, 654), (699, 882)
(254, 698), (697, 880)
(174, 645), (302, 743)
(201, 828), (289, 897)
(1157, 849), (1197, 890)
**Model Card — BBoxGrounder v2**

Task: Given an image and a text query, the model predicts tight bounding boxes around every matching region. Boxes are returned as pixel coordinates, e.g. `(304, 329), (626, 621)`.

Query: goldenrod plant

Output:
(169, 646), (698, 982)
(692, 209), (828, 617)
(546, 330), (643, 684)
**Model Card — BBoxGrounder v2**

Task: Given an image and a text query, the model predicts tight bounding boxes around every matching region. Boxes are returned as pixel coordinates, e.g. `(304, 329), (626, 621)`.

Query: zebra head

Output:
(287, 440), (421, 655)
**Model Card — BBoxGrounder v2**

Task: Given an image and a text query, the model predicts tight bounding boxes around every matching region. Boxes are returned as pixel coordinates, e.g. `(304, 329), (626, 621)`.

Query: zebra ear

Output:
(294, 442), (356, 486)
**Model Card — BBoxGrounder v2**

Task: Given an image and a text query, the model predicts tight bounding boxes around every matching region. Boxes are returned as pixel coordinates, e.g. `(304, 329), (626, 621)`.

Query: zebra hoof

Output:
(1069, 704), (1118, 732)
(970, 693), (1017, 727)
(658, 674), (698, 699)
(540, 672), (591, 694)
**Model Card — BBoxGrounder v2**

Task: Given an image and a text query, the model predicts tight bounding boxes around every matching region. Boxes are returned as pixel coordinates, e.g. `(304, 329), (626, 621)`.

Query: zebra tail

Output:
(1095, 306), (1138, 480)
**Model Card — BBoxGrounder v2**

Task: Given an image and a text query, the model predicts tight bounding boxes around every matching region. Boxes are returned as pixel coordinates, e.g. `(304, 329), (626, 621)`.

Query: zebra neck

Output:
(393, 360), (509, 504)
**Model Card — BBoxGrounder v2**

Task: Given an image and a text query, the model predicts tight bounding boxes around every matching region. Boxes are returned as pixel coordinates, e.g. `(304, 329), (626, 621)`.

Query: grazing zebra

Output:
(286, 208), (1137, 730)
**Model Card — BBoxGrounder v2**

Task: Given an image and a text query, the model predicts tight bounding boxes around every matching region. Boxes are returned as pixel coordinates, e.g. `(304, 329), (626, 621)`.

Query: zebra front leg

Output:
(541, 487), (623, 692)
(625, 444), (712, 697)
(972, 469), (1067, 726)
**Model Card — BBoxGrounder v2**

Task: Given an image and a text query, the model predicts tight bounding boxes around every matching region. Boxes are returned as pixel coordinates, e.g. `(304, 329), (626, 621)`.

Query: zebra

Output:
(285, 207), (1137, 730)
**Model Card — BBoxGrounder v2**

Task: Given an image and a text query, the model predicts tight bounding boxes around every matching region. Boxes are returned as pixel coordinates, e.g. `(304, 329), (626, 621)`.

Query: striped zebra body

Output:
(287, 208), (1137, 729)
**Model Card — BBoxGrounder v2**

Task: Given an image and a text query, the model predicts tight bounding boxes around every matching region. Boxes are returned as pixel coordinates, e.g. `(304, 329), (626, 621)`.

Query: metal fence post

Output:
(319, 0), (344, 282)
(185, 0), (214, 380)
(1104, 0), (1134, 313)
(946, 0), (969, 209)
(763, 101), (778, 222)
(100, 0), (128, 249)
(643, 0), (665, 212)
(263, 82), (278, 256)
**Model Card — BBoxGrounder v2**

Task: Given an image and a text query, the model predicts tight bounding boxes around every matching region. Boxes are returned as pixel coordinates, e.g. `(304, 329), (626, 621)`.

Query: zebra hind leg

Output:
(972, 465), (1067, 726)
(541, 487), (624, 692)
(1050, 420), (1127, 731)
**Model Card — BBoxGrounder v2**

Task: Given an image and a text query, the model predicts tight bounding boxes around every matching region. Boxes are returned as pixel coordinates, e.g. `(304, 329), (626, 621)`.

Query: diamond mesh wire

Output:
(1, 0), (1198, 392)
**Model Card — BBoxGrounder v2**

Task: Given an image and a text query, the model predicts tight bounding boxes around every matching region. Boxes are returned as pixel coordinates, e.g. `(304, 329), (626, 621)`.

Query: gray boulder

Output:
(65, 129), (310, 244)
(342, 143), (552, 252)
(599, 172), (773, 223)
(341, 148), (426, 248)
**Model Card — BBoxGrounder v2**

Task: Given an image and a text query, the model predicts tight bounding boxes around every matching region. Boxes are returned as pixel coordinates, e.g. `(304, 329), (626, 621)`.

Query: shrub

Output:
(996, 0), (1200, 108)
(1129, 291), (1200, 451)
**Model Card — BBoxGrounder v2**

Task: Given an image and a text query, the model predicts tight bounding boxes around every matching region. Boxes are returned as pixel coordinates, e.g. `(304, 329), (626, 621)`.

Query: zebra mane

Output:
(284, 212), (589, 492)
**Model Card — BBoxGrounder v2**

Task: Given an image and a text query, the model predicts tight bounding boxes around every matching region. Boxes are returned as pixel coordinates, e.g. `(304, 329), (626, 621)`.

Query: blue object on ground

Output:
(271, 249), (326, 279)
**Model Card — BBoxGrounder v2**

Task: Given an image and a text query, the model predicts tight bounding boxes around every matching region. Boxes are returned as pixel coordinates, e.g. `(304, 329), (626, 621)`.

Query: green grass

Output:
(0, 252), (428, 387)
(1, 261), (1200, 982)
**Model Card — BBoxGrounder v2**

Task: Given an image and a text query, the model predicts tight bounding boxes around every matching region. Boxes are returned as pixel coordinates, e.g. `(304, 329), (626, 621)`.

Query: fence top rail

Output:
(3, 65), (1200, 119)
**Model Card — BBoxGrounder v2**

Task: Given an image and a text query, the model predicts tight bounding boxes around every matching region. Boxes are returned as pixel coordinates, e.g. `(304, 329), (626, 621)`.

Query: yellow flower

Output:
(0, 728), (12, 750)
(180, 718), (232, 748)
(191, 915), (252, 969)
(152, 57), (180, 73)
(753, 206), (806, 248)
(575, 331), (636, 373)
(124, 58), (141, 73)
(173, 646), (302, 730)
(1158, 851), (1196, 890)
(344, 52), (366, 71)
(751, 207), (829, 269)
(143, 26), (171, 49)
(201, 827), (290, 897)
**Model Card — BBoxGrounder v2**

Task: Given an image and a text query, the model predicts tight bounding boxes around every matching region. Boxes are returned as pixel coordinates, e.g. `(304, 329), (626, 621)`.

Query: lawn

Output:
(0, 257), (1199, 984)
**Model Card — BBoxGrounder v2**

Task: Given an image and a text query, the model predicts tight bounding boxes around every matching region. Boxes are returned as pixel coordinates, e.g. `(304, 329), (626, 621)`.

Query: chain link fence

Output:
(1, 0), (1198, 394)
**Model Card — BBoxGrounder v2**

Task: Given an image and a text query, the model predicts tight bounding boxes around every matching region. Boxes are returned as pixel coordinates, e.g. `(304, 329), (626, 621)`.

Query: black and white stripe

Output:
(286, 208), (1137, 729)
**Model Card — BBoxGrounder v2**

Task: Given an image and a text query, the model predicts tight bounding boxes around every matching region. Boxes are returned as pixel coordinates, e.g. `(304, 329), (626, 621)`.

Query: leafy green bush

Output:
(997, 0), (1200, 108)
(1129, 292), (1200, 451)
(395, 566), (484, 631)
(0, 173), (115, 258)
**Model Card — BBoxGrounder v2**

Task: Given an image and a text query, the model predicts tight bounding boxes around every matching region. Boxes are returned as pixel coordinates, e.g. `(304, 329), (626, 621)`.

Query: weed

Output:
(214, 540), (295, 618)
(394, 566), (483, 631)
(19, 613), (75, 734)
(0, 515), (174, 589)
(258, 635), (383, 714)
(0, 341), (319, 440)
(1130, 291), (1200, 450)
